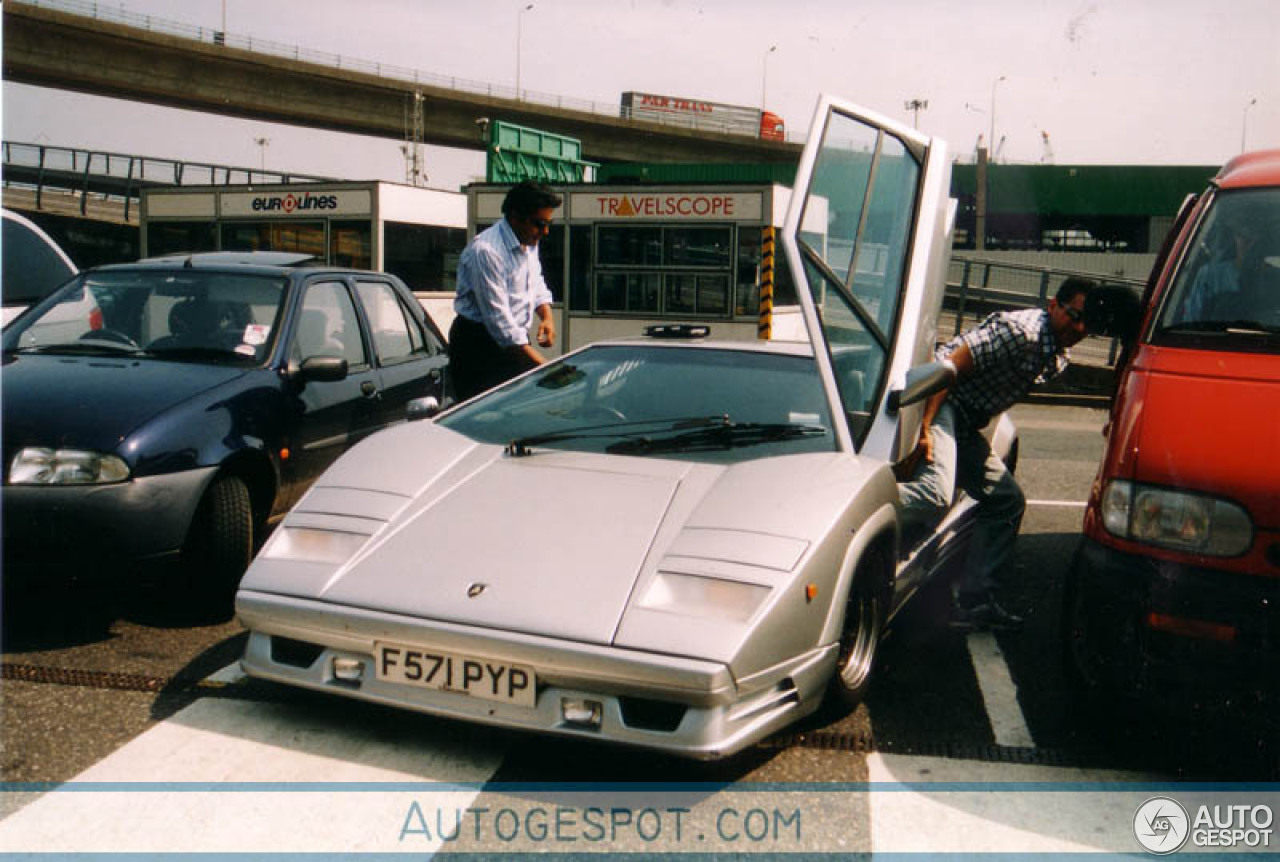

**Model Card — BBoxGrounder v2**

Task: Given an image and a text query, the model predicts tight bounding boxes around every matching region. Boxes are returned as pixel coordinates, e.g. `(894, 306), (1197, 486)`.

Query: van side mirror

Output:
(887, 361), (955, 413)
(1085, 284), (1145, 345)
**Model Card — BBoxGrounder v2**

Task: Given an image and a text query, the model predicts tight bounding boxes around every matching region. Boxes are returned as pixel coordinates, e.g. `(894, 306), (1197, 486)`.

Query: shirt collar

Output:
(497, 217), (529, 253)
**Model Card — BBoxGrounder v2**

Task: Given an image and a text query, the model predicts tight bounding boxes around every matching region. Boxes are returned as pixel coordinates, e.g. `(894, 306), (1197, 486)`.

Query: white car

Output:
(2, 209), (77, 327)
(235, 96), (1016, 758)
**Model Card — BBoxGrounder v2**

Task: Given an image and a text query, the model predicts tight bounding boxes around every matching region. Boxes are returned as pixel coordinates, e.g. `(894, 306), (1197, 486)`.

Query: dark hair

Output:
(1055, 276), (1095, 305)
(502, 181), (562, 219)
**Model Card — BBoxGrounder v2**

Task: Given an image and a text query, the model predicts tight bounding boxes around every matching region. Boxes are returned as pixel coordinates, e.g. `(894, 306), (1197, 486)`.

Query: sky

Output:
(3, 0), (1278, 191)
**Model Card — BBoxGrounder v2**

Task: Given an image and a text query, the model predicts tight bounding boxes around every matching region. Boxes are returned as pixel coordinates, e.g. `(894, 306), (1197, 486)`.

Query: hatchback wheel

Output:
(181, 474), (253, 605)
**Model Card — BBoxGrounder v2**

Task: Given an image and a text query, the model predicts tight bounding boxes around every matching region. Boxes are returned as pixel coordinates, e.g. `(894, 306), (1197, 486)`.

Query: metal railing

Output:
(12, 0), (799, 143)
(2, 141), (333, 221)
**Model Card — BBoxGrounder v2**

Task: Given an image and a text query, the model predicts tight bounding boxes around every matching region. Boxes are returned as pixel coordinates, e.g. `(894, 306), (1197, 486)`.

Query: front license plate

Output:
(373, 642), (536, 708)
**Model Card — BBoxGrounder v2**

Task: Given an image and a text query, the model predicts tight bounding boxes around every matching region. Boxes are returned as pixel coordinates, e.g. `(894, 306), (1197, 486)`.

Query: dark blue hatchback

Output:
(2, 252), (448, 599)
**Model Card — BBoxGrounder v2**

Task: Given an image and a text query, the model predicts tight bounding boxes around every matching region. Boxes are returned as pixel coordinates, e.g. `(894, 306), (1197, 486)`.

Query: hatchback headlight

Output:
(8, 447), (130, 485)
(1101, 479), (1253, 556)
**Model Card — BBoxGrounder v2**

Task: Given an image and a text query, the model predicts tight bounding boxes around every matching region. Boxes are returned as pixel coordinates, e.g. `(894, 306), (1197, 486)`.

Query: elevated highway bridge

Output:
(3, 0), (801, 167)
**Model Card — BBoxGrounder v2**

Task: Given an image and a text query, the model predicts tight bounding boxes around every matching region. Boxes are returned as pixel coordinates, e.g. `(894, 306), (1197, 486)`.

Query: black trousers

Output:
(448, 315), (536, 402)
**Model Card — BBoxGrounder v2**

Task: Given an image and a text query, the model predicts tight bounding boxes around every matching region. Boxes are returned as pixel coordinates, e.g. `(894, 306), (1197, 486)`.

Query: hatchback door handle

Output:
(360, 381), (378, 397)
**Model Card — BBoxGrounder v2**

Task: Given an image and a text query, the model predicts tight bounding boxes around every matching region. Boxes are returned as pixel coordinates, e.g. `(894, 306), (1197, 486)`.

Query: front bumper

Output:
(237, 589), (835, 759)
(1072, 536), (1279, 696)
(1, 467), (216, 582)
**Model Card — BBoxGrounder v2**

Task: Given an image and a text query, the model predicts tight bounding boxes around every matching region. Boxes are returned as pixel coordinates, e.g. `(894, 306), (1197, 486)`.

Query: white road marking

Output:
(965, 632), (1036, 749)
(0, 673), (506, 854)
(867, 753), (1154, 853)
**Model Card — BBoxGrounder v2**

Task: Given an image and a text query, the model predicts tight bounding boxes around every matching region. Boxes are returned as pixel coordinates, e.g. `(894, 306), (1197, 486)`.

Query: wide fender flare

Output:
(817, 500), (898, 647)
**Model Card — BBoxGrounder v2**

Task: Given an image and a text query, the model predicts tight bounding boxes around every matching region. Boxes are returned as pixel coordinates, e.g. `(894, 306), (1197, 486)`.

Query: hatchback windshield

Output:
(440, 344), (838, 463)
(1158, 188), (1280, 345)
(3, 270), (288, 363)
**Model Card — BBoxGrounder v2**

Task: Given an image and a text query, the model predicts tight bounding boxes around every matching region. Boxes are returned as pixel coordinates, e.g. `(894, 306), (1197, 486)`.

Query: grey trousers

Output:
(898, 400), (1026, 597)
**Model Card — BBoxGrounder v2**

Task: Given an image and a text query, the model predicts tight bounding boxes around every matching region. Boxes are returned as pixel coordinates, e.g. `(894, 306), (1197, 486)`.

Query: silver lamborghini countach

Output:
(235, 96), (1016, 759)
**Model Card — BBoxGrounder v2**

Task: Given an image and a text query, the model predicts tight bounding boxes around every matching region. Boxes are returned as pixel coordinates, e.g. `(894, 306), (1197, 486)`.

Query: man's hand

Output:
(535, 303), (555, 348)
(536, 317), (555, 348)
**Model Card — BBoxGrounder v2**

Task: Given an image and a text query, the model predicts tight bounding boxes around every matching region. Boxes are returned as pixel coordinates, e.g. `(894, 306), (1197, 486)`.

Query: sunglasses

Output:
(1062, 305), (1085, 324)
(527, 216), (552, 230)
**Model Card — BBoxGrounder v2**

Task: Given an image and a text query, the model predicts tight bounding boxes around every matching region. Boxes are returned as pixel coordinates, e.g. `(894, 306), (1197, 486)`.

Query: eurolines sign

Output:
(221, 190), (372, 218)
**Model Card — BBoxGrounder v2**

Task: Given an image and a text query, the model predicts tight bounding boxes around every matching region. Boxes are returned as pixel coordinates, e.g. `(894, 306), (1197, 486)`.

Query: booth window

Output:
(222, 221), (325, 258)
(147, 222), (216, 257)
(592, 224), (735, 318)
(384, 222), (464, 292)
(331, 221), (372, 270)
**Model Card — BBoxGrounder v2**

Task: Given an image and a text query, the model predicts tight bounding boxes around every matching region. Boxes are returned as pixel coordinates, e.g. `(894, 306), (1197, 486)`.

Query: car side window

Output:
(355, 280), (433, 365)
(292, 280), (368, 370)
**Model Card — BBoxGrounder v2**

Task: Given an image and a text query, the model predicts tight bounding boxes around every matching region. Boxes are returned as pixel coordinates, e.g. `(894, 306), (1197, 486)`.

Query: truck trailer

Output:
(621, 91), (785, 141)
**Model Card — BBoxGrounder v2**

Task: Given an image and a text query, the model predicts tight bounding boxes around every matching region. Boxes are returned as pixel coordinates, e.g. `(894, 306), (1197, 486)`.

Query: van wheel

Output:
(1062, 555), (1139, 696)
(828, 547), (888, 708)
(181, 475), (253, 609)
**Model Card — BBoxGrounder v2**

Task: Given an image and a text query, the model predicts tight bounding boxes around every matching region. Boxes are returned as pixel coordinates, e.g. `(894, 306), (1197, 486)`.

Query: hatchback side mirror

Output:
(293, 355), (348, 384)
(407, 395), (442, 421)
(887, 360), (956, 413)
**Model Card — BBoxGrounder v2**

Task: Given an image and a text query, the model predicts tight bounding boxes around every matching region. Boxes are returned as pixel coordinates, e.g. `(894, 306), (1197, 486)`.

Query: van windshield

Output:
(1157, 188), (1280, 346)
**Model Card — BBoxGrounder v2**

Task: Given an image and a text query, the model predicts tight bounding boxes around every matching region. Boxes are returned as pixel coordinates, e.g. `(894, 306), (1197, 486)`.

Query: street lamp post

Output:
(253, 137), (270, 173)
(989, 75), (1006, 161)
(761, 44), (777, 109)
(1242, 98), (1258, 152)
(904, 98), (929, 129)
(516, 3), (534, 98)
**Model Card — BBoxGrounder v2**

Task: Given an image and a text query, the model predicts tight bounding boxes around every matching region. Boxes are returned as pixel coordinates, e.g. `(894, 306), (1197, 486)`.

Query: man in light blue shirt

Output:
(450, 181), (561, 401)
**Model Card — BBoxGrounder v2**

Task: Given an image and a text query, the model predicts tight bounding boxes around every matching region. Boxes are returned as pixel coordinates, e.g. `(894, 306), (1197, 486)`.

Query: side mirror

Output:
(407, 395), (442, 421)
(887, 360), (955, 413)
(1085, 283), (1145, 345)
(293, 355), (348, 384)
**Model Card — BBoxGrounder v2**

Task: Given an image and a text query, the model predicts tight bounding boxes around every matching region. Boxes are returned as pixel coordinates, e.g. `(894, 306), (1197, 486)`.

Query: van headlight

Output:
(8, 447), (130, 485)
(1101, 480), (1253, 556)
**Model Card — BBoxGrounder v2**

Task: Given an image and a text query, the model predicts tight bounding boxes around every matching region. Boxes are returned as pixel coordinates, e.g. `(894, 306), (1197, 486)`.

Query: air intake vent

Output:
(619, 697), (687, 732)
(270, 636), (325, 669)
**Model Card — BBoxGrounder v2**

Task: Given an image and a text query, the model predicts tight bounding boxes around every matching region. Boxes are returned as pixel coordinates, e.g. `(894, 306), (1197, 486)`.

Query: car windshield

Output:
(439, 344), (838, 464)
(2, 270), (288, 363)
(1156, 188), (1280, 346)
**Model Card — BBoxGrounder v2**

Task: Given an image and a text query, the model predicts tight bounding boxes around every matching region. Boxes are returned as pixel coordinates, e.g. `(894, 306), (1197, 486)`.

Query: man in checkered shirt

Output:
(899, 277), (1095, 631)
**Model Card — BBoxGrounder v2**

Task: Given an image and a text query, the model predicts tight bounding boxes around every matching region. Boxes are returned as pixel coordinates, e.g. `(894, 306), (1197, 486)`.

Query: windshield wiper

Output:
(506, 415), (727, 457)
(1161, 319), (1280, 336)
(8, 342), (147, 356)
(604, 421), (829, 456)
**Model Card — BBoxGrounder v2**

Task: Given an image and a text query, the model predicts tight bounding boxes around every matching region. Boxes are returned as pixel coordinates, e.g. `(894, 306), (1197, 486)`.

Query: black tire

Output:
(827, 546), (889, 709)
(1062, 549), (1140, 697)
(181, 474), (253, 605)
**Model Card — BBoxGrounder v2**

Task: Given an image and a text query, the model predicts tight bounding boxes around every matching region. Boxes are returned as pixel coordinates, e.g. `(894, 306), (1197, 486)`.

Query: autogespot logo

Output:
(1135, 797), (1191, 855)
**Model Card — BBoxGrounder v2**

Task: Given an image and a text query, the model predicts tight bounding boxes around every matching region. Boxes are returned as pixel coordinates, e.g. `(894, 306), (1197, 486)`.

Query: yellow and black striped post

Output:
(758, 226), (775, 340)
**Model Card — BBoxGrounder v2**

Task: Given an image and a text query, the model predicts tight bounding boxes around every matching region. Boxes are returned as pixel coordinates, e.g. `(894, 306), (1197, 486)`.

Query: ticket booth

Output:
(463, 182), (806, 353)
(140, 182), (467, 293)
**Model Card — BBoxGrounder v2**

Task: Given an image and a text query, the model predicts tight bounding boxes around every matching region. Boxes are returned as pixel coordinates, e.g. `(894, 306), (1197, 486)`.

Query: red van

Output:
(1065, 150), (1280, 701)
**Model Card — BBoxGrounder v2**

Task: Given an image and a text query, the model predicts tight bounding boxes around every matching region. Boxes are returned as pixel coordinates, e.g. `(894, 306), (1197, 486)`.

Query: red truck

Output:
(1065, 149), (1280, 707)
(621, 91), (785, 141)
